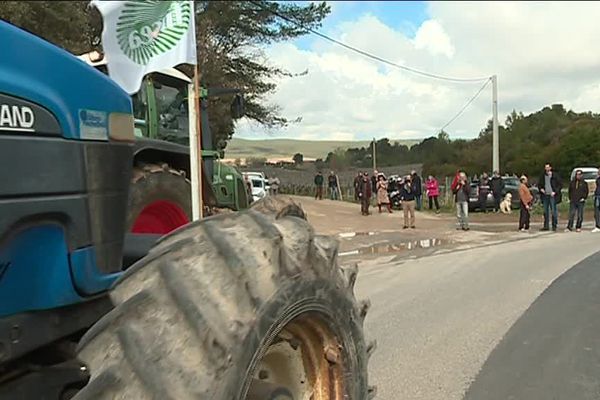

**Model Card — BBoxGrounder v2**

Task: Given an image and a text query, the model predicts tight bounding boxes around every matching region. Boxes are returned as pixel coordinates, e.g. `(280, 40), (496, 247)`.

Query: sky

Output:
(236, 1), (600, 141)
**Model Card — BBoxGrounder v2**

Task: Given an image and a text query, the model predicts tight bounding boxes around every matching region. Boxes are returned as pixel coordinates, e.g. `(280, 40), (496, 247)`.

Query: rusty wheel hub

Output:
(246, 313), (345, 400)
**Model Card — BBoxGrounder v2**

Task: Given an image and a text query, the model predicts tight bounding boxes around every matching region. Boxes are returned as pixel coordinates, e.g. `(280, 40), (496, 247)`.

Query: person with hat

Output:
(376, 174), (393, 213)
(518, 175), (533, 232)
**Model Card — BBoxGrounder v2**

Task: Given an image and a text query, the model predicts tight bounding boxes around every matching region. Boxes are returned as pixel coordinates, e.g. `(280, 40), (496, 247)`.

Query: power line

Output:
(250, 1), (490, 83)
(438, 77), (492, 132)
(251, 1), (495, 138)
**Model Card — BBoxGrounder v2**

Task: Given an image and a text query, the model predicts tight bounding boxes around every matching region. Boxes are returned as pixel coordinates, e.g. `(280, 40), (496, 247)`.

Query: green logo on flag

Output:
(116, 1), (192, 65)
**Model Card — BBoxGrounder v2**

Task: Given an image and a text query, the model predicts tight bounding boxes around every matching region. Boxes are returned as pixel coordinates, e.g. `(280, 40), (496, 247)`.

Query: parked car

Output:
(468, 181), (493, 211)
(502, 176), (539, 207)
(243, 172), (269, 202)
(469, 176), (539, 211)
(570, 167), (598, 193)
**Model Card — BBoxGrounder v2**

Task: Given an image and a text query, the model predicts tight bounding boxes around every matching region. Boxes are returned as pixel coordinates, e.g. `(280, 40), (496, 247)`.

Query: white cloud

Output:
(413, 20), (454, 58)
(236, 1), (600, 141)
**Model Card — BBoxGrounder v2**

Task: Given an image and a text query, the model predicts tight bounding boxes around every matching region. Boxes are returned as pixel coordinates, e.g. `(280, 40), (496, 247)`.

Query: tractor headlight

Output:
(109, 113), (135, 142)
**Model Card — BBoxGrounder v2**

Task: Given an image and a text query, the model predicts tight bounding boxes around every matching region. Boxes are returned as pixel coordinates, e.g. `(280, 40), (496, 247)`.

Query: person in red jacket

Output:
(425, 175), (440, 213)
(358, 172), (373, 216)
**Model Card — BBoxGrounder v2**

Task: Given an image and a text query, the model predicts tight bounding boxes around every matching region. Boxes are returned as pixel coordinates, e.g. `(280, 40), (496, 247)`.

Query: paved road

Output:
(355, 232), (600, 400)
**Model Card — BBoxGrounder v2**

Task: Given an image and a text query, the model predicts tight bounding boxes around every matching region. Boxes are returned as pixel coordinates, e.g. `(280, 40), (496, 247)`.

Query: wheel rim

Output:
(245, 312), (345, 400)
(131, 200), (189, 234)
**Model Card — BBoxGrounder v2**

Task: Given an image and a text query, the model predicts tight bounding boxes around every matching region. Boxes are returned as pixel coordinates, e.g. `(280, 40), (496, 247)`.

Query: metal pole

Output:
(372, 137), (377, 171)
(188, 82), (199, 219)
(189, 64), (204, 220)
(492, 75), (499, 173)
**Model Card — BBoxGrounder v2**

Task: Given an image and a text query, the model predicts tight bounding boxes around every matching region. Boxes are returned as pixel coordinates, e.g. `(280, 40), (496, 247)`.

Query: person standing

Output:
(353, 171), (362, 202)
(453, 171), (470, 231)
(371, 170), (379, 193)
(400, 175), (416, 229)
(376, 175), (393, 213)
(314, 171), (324, 200)
(566, 169), (588, 232)
(328, 171), (339, 200)
(244, 175), (253, 204)
(518, 175), (533, 232)
(538, 163), (562, 231)
(358, 173), (372, 216)
(370, 170), (378, 206)
(593, 169), (600, 233)
(270, 176), (280, 195)
(489, 170), (505, 213)
(425, 175), (440, 213)
(478, 172), (490, 213)
(411, 170), (423, 211)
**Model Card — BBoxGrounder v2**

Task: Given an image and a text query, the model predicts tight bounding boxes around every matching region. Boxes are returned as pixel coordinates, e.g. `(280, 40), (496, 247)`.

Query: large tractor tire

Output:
(127, 163), (192, 234)
(74, 209), (375, 400)
(250, 195), (307, 220)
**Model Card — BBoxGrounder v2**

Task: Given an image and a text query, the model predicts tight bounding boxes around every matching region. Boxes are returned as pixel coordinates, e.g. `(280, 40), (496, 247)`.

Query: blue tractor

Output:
(0, 21), (372, 400)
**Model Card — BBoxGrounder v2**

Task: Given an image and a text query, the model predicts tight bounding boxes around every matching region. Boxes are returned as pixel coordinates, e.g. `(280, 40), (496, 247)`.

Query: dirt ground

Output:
(288, 195), (570, 266)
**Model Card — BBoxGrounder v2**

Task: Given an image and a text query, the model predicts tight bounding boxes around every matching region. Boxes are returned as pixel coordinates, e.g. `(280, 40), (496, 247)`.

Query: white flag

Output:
(92, 0), (197, 94)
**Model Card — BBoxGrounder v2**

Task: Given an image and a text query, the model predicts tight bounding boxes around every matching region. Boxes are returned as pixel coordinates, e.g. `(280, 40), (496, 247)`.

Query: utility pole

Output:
(492, 75), (499, 173)
(372, 137), (377, 171)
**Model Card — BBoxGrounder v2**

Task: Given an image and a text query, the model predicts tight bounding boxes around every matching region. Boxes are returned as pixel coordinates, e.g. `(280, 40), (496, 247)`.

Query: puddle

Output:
(339, 238), (450, 257)
(338, 231), (377, 238)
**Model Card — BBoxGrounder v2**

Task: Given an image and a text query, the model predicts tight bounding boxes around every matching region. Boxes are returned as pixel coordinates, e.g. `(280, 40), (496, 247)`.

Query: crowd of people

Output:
(452, 162), (600, 233)
(314, 169), (443, 229)
(312, 162), (600, 234)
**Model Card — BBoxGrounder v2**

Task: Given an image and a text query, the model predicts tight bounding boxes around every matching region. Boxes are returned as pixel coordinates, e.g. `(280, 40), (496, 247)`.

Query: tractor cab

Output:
(79, 51), (249, 213)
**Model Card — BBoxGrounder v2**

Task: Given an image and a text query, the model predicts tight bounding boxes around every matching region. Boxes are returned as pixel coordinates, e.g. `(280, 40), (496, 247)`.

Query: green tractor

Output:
(79, 51), (249, 234)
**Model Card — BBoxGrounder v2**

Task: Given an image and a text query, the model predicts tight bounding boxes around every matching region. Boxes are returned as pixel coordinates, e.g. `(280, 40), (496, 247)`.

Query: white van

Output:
(243, 172), (268, 201)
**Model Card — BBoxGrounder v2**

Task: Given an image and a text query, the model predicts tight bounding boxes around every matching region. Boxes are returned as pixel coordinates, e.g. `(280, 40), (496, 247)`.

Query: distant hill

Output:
(224, 138), (420, 160)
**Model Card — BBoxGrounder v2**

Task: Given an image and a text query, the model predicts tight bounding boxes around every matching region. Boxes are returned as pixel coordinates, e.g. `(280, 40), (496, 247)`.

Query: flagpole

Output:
(189, 64), (204, 220)
(195, 64), (204, 220)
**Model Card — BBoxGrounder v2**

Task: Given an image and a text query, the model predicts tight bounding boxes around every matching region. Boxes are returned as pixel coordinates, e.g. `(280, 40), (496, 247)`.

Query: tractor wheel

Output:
(74, 209), (375, 400)
(250, 195), (307, 220)
(127, 163), (191, 234)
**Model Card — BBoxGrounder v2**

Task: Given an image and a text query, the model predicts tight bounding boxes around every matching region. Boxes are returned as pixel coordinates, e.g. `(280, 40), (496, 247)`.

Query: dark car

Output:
(501, 176), (539, 207)
(469, 176), (539, 211)
(468, 181), (493, 211)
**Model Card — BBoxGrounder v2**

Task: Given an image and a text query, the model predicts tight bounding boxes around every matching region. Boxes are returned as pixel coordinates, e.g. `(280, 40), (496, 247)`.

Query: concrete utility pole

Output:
(372, 137), (377, 171)
(492, 75), (499, 173)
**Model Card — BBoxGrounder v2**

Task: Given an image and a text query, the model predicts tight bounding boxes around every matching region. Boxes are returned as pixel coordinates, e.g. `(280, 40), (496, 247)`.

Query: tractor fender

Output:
(133, 138), (190, 178)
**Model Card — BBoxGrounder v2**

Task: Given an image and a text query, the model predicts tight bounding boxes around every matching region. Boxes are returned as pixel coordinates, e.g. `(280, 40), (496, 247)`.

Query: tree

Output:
(315, 158), (325, 170)
(0, 2), (101, 55)
(292, 153), (304, 165)
(193, 1), (329, 150)
(0, 1), (330, 150)
(505, 109), (524, 130)
(437, 130), (450, 142)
